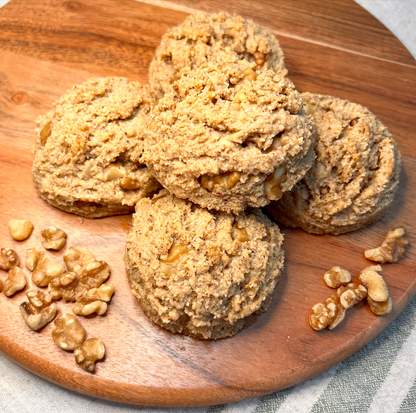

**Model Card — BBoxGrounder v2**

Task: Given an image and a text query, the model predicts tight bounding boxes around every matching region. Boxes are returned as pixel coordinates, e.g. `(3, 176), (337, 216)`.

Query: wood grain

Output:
(0, 0), (415, 407)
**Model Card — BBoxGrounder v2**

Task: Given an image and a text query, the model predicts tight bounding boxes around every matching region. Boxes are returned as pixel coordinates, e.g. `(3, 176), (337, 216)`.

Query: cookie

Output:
(32, 77), (161, 218)
(139, 61), (315, 214)
(149, 12), (286, 97)
(267, 93), (401, 234)
(124, 190), (284, 340)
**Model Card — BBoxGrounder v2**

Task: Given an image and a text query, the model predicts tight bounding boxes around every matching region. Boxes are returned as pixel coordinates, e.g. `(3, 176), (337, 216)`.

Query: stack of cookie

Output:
(32, 13), (401, 340)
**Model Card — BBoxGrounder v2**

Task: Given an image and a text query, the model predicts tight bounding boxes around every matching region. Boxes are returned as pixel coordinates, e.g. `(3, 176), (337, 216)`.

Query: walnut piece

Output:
(20, 291), (57, 331)
(367, 296), (393, 315)
(0, 248), (19, 271)
(309, 292), (346, 331)
(52, 314), (86, 351)
(364, 227), (409, 263)
(9, 219), (34, 241)
(253, 52), (266, 66)
(232, 223), (250, 243)
(41, 226), (67, 251)
(32, 254), (65, 287)
(74, 338), (105, 373)
(358, 265), (392, 316)
(323, 266), (352, 288)
(25, 248), (42, 271)
(48, 261), (110, 302)
(200, 172), (242, 193)
(160, 244), (189, 275)
(77, 284), (114, 303)
(104, 164), (126, 182)
(72, 301), (108, 316)
(358, 265), (389, 302)
(337, 283), (367, 310)
(264, 167), (285, 200)
(3, 267), (27, 297)
(63, 247), (95, 272)
(119, 176), (141, 190)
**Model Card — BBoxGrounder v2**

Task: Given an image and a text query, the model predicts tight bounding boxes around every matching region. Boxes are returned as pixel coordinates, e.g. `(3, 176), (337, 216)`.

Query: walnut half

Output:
(0, 248), (19, 271)
(364, 227), (409, 263)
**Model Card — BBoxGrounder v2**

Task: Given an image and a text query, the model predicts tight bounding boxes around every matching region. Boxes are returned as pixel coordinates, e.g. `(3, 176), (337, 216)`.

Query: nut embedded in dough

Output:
(149, 12), (286, 96)
(141, 61), (315, 213)
(267, 93), (401, 235)
(124, 191), (285, 340)
(32, 77), (161, 219)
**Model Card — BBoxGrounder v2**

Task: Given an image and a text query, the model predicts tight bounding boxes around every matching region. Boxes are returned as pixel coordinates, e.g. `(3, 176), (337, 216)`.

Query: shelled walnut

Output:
(25, 248), (42, 271)
(310, 282), (367, 331)
(323, 267), (352, 288)
(41, 226), (67, 251)
(48, 261), (110, 301)
(358, 265), (392, 315)
(0, 248), (19, 271)
(20, 290), (57, 331)
(74, 338), (105, 373)
(9, 219), (34, 241)
(3, 267), (27, 297)
(63, 247), (95, 272)
(72, 301), (108, 316)
(364, 227), (409, 263)
(32, 254), (65, 287)
(52, 314), (86, 351)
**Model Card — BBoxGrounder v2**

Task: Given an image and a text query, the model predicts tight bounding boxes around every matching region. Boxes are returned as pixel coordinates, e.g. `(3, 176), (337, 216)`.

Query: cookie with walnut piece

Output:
(267, 93), (401, 234)
(124, 191), (284, 340)
(139, 61), (315, 214)
(32, 77), (161, 219)
(149, 12), (286, 97)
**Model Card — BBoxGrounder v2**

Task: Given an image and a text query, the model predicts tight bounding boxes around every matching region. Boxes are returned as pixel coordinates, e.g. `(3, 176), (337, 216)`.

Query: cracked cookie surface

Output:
(140, 61), (315, 214)
(267, 93), (401, 234)
(124, 190), (284, 340)
(149, 12), (286, 97)
(32, 77), (161, 218)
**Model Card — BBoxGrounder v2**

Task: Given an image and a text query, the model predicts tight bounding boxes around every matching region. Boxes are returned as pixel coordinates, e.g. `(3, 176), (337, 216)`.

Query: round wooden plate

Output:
(0, 0), (415, 407)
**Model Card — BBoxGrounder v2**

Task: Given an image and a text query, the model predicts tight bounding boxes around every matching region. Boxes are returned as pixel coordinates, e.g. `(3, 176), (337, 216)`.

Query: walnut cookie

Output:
(267, 93), (401, 234)
(138, 61), (315, 214)
(149, 12), (286, 97)
(124, 191), (284, 340)
(32, 77), (161, 219)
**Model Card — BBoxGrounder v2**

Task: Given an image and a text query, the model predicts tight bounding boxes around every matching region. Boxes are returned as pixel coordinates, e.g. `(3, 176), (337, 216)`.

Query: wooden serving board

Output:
(0, 0), (415, 407)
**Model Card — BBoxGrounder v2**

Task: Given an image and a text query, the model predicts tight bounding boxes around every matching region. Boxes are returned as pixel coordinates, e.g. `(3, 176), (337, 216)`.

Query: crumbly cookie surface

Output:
(124, 191), (284, 340)
(267, 93), (401, 234)
(32, 77), (161, 218)
(140, 61), (315, 214)
(149, 12), (286, 96)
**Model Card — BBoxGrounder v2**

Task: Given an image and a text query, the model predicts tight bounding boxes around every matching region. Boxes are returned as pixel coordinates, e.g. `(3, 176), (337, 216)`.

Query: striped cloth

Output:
(0, 0), (415, 412)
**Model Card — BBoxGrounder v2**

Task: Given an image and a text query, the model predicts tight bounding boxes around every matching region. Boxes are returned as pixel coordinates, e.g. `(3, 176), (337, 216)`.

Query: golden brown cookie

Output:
(32, 77), (161, 218)
(267, 93), (401, 234)
(139, 61), (315, 214)
(124, 190), (284, 340)
(149, 12), (286, 97)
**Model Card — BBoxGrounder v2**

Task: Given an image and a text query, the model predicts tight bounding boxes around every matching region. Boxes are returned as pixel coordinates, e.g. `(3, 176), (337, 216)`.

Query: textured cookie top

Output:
(149, 12), (286, 96)
(33, 77), (161, 217)
(268, 93), (401, 234)
(141, 61), (313, 213)
(125, 191), (284, 339)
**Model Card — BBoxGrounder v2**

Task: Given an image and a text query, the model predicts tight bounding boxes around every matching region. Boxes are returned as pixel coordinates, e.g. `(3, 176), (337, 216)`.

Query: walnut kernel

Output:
(337, 283), (367, 309)
(264, 167), (285, 200)
(20, 292), (57, 331)
(324, 266), (352, 288)
(201, 171), (242, 193)
(32, 254), (65, 287)
(0, 248), (19, 271)
(52, 314), (86, 351)
(9, 219), (34, 241)
(74, 338), (105, 373)
(72, 301), (108, 316)
(3, 267), (27, 297)
(41, 226), (67, 251)
(25, 248), (42, 271)
(63, 247), (95, 272)
(364, 227), (409, 263)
